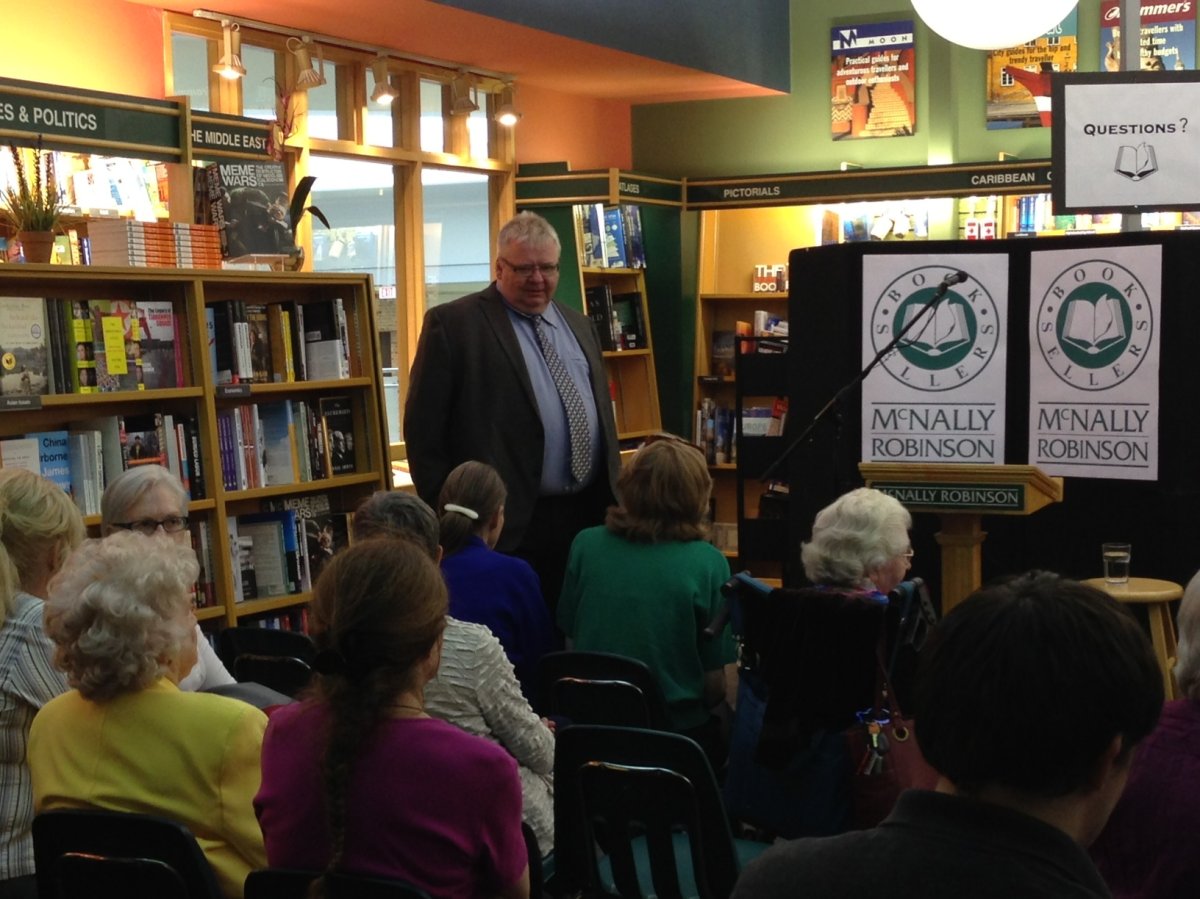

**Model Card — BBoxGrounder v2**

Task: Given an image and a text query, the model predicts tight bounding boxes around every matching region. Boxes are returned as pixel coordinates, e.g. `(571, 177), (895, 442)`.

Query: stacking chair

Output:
(217, 627), (317, 697)
(536, 650), (672, 730)
(244, 868), (431, 899)
(554, 725), (767, 899)
(32, 808), (221, 899)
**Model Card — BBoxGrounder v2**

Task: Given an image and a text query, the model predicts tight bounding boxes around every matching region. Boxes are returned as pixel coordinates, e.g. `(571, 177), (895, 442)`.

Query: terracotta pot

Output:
(17, 231), (55, 264)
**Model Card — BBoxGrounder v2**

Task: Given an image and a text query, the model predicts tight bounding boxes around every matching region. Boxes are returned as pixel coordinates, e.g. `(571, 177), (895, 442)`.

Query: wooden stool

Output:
(1084, 577), (1182, 701)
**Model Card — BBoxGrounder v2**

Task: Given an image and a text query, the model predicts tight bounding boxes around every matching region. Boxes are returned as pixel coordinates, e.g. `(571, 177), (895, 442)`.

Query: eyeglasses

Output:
(500, 257), (560, 277)
(111, 516), (190, 536)
(901, 548), (914, 561)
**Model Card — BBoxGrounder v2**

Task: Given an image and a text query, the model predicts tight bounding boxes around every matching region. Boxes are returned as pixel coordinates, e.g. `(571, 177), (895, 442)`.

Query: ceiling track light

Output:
(213, 20), (246, 80)
(494, 83), (521, 127)
(370, 55), (396, 105)
(449, 71), (479, 115)
(288, 35), (327, 90)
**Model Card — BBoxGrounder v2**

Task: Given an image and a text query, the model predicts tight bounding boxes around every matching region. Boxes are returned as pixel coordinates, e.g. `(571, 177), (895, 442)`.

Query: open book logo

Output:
(1036, 260), (1153, 391)
(870, 267), (1000, 392)
(1114, 143), (1158, 182)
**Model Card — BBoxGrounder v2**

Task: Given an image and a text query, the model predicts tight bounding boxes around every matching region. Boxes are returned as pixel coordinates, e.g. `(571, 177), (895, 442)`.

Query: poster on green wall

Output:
(986, 11), (1079, 130)
(830, 21), (916, 140)
(1099, 0), (1195, 71)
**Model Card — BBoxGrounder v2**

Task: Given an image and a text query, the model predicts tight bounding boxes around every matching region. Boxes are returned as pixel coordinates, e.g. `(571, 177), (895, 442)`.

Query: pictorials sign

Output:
(1052, 70), (1200, 212)
(861, 255), (1010, 466)
(1028, 245), (1161, 481)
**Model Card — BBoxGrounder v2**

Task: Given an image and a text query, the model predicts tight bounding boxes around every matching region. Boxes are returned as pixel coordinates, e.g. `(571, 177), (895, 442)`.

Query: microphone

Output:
(940, 270), (968, 289)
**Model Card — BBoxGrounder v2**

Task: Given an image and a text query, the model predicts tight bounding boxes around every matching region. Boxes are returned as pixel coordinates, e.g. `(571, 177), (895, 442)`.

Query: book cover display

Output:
(1099, 0), (1195, 72)
(0, 297), (50, 396)
(830, 20), (916, 140)
(203, 162), (294, 259)
(987, 10), (1078, 130)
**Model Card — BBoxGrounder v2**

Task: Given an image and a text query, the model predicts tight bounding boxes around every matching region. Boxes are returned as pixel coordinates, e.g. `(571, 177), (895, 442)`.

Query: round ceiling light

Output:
(911, 0), (1080, 51)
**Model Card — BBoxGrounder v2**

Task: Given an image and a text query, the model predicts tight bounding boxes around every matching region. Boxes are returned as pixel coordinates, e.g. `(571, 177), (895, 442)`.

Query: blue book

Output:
(31, 430), (72, 494)
(258, 401), (299, 486)
(602, 206), (629, 268)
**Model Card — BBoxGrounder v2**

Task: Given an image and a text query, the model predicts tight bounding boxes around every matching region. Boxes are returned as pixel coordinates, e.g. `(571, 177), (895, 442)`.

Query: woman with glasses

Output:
(100, 466), (234, 691)
(0, 469), (84, 899)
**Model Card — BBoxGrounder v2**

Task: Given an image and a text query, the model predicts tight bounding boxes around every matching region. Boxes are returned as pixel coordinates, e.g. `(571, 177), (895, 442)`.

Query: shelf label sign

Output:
(0, 77), (181, 160)
(1028, 244), (1160, 481)
(190, 112), (272, 158)
(861, 254), (1010, 465)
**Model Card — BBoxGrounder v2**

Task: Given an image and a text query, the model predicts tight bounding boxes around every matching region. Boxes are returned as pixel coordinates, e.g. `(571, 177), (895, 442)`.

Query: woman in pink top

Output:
(254, 539), (529, 899)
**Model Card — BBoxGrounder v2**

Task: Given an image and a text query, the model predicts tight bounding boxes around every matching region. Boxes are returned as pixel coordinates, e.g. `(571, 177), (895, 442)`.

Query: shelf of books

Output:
(0, 264), (390, 639)
(572, 203), (662, 445)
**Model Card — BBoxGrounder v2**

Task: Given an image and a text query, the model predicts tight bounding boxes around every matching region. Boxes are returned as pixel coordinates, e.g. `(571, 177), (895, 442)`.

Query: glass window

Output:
(305, 74), (339, 140)
(467, 105), (489, 161)
(242, 44), (279, 121)
(420, 79), (445, 153)
(422, 169), (491, 311)
(171, 33), (210, 112)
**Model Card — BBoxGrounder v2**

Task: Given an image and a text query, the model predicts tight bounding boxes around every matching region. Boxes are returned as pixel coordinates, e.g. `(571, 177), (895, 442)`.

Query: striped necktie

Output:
(532, 315), (592, 485)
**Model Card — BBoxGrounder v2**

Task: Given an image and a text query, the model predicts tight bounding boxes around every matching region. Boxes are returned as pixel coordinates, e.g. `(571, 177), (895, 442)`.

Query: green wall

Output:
(632, 0), (1108, 177)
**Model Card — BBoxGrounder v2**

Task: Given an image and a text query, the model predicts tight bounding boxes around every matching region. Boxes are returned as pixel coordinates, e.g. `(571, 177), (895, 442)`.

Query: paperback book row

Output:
(0, 296), (183, 398)
(583, 285), (647, 352)
(695, 397), (788, 464)
(86, 220), (223, 269)
(572, 203), (646, 270)
(0, 411), (204, 516)
(207, 297), (352, 385)
(217, 396), (356, 492)
(227, 493), (351, 603)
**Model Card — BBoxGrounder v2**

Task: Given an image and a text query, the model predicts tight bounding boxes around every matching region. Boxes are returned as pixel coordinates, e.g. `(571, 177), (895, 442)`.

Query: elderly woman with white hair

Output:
(100, 465), (234, 691)
(1090, 569), (1200, 898)
(801, 486), (914, 597)
(28, 532), (267, 899)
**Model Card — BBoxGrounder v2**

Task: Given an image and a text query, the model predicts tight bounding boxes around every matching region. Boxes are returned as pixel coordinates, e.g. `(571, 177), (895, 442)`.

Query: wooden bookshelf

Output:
(0, 264), (391, 637)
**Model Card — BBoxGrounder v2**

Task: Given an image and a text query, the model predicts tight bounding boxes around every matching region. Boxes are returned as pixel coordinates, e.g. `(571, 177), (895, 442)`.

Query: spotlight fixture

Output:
(288, 35), (327, 90)
(839, 161), (863, 171)
(370, 55), (395, 104)
(494, 84), (521, 127)
(212, 20), (246, 80)
(449, 71), (479, 115)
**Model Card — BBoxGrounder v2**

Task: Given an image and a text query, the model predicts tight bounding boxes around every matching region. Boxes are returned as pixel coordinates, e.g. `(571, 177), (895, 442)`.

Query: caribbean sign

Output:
(1028, 245), (1161, 480)
(862, 254), (1010, 465)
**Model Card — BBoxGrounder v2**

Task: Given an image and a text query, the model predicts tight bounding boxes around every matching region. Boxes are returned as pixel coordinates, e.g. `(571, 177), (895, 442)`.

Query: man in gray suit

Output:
(404, 211), (620, 612)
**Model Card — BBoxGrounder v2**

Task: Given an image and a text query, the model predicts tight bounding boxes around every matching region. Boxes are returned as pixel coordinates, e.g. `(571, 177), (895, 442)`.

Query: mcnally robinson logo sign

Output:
(1035, 258), (1153, 391)
(862, 255), (1010, 465)
(1029, 246), (1161, 480)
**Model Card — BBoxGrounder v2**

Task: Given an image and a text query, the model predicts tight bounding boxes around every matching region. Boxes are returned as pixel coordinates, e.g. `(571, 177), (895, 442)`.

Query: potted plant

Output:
(1, 140), (63, 263)
(284, 175), (331, 271)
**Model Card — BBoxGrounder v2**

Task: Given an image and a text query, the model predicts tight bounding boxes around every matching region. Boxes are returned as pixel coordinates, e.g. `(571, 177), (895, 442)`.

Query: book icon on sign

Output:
(899, 302), (970, 357)
(1114, 143), (1158, 181)
(1062, 296), (1126, 354)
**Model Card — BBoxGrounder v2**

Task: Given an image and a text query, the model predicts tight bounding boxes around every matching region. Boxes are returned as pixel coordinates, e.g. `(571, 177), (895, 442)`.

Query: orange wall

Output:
(515, 83), (632, 171)
(4, 3), (628, 170)
(5, 1), (165, 97)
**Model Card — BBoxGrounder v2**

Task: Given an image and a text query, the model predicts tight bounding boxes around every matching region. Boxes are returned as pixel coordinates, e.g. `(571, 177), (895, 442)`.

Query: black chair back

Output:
(554, 725), (742, 899)
(216, 627), (316, 671)
(537, 650), (672, 729)
(33, 808), (221, 899)
(244, 868), (431, 899)
(232, 654), (314, 698)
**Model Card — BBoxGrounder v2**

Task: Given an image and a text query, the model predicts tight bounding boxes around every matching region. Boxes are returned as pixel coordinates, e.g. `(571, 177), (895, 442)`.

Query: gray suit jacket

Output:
(403, 283), (621, 551)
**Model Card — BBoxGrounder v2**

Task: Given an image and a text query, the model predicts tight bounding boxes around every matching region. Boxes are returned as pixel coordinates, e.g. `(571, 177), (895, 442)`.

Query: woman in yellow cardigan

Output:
(28, 531), (266, 898)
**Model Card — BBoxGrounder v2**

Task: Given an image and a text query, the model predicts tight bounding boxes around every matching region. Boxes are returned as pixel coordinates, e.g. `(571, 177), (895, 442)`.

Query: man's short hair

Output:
(914, 570), (1162, 798)
(497, 211), (560, 256)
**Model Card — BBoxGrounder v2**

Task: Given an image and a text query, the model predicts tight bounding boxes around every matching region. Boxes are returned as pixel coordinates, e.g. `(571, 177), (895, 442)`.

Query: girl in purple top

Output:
(254, 539), (529, 899)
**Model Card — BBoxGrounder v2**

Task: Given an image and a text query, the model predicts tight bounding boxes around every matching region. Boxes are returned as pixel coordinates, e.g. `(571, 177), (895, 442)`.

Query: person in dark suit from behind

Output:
(731, 571), (1164, 899)
(404, 211), (620, 612)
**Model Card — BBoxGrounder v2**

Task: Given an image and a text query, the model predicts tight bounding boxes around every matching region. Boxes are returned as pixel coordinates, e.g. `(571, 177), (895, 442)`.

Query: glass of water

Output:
(1102, 543), (1132, 584)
